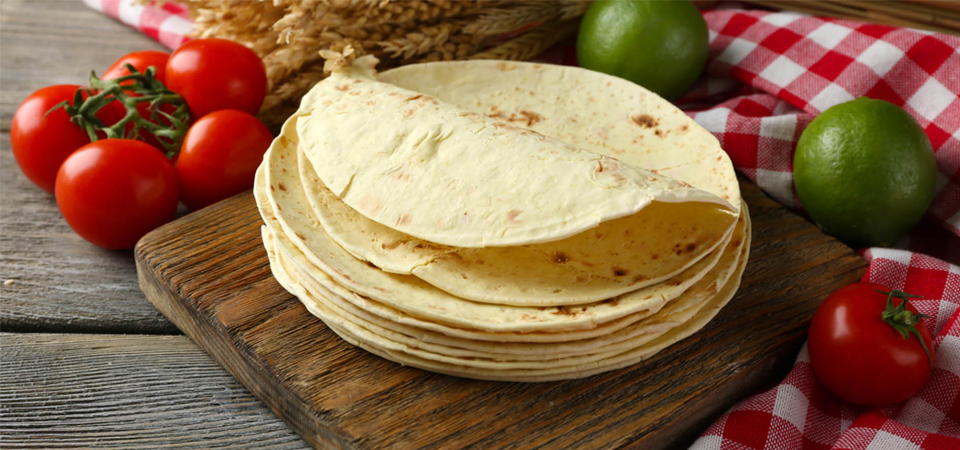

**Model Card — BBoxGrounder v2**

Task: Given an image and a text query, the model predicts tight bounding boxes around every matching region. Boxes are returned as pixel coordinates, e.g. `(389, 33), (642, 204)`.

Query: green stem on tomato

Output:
(877, 289), (933, 367)
(49, 64), (191, 159)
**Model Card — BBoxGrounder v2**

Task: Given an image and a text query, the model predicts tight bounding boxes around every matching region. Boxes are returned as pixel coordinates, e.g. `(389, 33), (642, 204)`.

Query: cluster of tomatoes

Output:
(12, 39), (274, 250)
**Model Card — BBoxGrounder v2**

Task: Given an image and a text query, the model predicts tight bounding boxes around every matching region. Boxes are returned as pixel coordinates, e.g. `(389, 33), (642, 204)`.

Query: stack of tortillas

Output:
(255, 56), (750, 382)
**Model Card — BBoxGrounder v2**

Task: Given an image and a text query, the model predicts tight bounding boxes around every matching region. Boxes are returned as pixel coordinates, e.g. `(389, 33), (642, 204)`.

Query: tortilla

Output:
(297, 56), (734, 249)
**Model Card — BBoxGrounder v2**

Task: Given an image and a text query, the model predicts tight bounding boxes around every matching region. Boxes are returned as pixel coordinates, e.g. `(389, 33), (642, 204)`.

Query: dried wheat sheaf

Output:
(147, 0), (591, 127)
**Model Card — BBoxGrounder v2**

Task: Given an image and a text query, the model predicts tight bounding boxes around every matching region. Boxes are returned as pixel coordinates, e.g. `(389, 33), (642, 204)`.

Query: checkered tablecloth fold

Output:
(88, 2), (960, 448)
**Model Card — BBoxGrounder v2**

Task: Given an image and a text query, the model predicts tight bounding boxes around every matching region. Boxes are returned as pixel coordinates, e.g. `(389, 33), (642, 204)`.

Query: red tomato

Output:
(165, 39), (267, 118)
(102, 50), (170, 84)
(175, 109), (273, 210)
(55, 139), (179, 250)
(808, 282), (934, 406)
(11, 85), (126, 193)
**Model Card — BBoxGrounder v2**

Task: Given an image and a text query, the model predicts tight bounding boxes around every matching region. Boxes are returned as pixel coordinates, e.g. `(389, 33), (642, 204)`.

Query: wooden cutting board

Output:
(135, 180), (866, 450)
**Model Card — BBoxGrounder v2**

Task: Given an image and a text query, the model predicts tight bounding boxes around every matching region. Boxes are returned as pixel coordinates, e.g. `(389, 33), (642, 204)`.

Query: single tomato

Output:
(175, 109), (273, 210)
(165, 38), (267, 118)
(55, 139), (179, 250)
(808, 282), (934, 406)
(102, 50), (170, 84)
(11, 85), (125, 193)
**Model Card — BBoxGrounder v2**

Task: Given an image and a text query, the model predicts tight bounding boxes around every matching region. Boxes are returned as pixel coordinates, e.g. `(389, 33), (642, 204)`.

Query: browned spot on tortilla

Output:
(277, 182), (287, 192)
(521, 314), (538, 321)
(551, 306), (578, 316)
(552, 252), (570, 264)
(685, 243), (697, 253)
(507, 210), (522, 225)
(364, 261), (377, 268)
(519, 110), (542, 126)
(651, 254), (659, 260)
(405, 94), (424, 102)
(402, 109), (415, 118)
(581, 307), (589, 312)
(632, 114), (658, 128)
(460, 274), (469, 280)
(496, 61), (516, 71)
(655, 129), (666, 138)
(575, 273), (590, 283)
(606, 81), (611, 87)
(295, 232), (307, 241)
(681, 124), (689, 132)
(392, 171), (411, 182)
(602, 298), (621, 307)
(446, 253), (464, 261)
(335, 84), (350, 91)
(490, 110), (543, 127)
(613, 268), (628, 277)
(633, 274), (648, 283)
(581, 260), (595, 268)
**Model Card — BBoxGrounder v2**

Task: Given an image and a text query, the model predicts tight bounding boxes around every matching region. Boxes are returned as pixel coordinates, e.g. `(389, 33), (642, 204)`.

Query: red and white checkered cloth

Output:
(89, 2), (960, 448)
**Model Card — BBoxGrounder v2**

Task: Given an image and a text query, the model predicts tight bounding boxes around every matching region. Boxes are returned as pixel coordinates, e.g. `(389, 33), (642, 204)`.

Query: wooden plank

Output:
(0, 134), (178, 334)
(0, 0), (167, 132)
(0, 332), (307, 449)
(135, 181), (867, 450)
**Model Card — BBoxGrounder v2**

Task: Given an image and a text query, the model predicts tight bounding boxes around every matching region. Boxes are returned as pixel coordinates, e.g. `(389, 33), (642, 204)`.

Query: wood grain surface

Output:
(0, 332), (307, 449)
(0, 0), (178, 334)
(136, 181), (868, 450)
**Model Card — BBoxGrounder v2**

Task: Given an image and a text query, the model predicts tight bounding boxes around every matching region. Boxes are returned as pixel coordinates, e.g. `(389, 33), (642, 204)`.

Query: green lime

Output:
(794, 98), (937, 248)
(576, 0), (708, 100)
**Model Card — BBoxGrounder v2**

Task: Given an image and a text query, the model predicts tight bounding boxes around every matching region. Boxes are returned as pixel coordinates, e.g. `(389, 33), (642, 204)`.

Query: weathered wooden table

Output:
(0, 1), (307, 447)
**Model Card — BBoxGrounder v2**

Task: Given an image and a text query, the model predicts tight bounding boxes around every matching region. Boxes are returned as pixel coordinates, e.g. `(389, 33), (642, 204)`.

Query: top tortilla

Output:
(295, 56), (734, 249)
